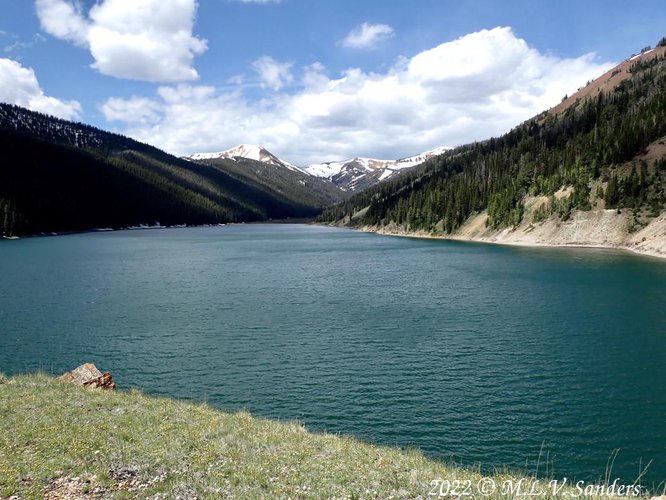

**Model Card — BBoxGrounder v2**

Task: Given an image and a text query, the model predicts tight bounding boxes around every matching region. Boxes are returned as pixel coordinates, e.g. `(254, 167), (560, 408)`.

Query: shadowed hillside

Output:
(0, 104), (335, 237)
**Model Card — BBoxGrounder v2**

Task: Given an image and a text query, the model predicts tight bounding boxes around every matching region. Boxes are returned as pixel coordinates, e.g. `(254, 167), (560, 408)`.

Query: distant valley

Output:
(2, 40), (665, 254)
(0, 105), (349, 237)
(0, 106), (447, 237)
(184, 145), (347, 210)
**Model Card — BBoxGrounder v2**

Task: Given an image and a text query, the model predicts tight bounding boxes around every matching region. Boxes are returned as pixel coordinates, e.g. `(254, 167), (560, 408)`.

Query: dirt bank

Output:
(360, 206), (666, 260)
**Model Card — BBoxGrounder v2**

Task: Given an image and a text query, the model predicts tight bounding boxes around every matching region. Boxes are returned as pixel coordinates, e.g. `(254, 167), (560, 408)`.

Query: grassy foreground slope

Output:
(0, 374), (625, 500)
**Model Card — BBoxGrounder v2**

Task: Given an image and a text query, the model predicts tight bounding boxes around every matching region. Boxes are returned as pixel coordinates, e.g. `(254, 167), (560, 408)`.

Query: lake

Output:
(1, 224), (665, 486)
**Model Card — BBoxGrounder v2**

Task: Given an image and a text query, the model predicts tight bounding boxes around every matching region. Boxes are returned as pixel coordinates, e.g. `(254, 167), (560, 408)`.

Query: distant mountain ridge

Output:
(184, 146), (347, 210)
(187, 144), (452, 193)
(305, 147), (452, 192)
(187, 144), (303, 173)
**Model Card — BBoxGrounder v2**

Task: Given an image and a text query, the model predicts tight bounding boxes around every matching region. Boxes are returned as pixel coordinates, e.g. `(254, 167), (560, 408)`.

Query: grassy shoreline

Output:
(0, 373), (658, 499)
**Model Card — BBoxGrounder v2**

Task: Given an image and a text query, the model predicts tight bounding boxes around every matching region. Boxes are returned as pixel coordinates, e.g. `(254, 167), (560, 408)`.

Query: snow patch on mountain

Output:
(187, 143), (452, 192)
(305, 146), (452, 191)
(188, 144), (304, 173)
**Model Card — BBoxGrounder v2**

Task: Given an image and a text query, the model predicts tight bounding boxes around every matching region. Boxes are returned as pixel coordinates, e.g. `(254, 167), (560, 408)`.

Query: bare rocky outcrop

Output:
(60, 363), (116, 390)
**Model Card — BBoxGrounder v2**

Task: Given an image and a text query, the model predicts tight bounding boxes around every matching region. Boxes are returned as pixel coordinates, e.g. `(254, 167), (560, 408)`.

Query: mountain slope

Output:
(306, 147), (451, 192)
(319, 39), (666, 257)
(186, 144), (450, 194)
(188, 144), (303, 173)
(549, 44), (666, 116)
(185, 145), (347, 209)
(0, 105), (333, 237)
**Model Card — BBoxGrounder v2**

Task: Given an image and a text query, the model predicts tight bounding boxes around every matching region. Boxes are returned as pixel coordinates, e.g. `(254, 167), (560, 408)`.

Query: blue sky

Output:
(0, 0), (664, 164)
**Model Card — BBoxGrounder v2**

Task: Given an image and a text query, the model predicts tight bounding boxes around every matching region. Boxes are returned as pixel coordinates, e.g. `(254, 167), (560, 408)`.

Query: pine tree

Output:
(605, 175), (620, 208)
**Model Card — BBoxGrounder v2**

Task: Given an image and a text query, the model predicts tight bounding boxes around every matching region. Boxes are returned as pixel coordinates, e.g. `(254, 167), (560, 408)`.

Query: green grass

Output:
(0, 374), (654, 499)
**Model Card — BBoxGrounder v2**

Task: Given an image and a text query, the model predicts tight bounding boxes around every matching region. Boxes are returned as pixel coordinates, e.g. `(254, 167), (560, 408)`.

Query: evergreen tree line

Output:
(319, 49), (666, 233)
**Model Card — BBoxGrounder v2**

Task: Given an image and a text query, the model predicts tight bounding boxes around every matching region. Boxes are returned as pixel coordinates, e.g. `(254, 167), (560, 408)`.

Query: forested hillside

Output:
(190, 156), (346, 211)
(319, 41), (666, 236)
(0, 104), (331, 237)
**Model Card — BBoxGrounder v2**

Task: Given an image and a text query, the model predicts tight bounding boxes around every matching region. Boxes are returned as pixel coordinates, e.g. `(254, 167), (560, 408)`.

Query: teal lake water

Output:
(1, 224), (665, 486)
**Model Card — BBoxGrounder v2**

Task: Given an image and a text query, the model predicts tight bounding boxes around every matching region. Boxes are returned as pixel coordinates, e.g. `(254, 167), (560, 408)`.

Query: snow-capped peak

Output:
(187, 144), (451, 192)
(398, 146), (452, 165)
(188, 144), (304, 173)
(304, 146), (451, 191)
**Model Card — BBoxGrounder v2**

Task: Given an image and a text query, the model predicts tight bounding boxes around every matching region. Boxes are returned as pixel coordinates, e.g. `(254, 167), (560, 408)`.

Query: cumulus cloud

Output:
(101, 96), (162, 125)
(34, 0), (88, 46)
(101, 27), (613, 165)
(0, 57), (81, 119)
(341, 22), (394, 49)
(35, 0), (207, 82)
(252, 56), (294, 91)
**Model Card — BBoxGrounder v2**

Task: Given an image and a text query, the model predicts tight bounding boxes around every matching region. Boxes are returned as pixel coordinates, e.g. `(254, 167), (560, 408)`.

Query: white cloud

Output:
(0, 57), (81, 120)
(252, 56), (294, 91)
(3, 34), (47, 54)
(34, 0), (88, 46)
(35, 0), (207, 82)
(101, 27), (613, 165)
(341, 22), (394, 49)
(100, 96), (162, 125)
